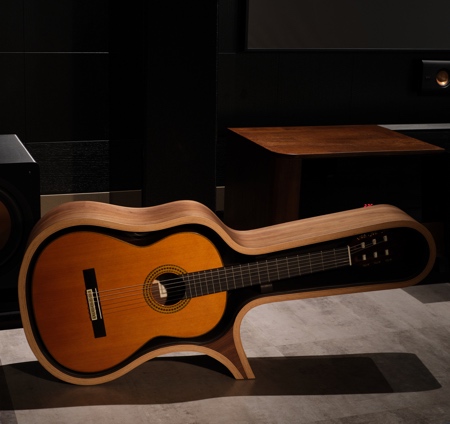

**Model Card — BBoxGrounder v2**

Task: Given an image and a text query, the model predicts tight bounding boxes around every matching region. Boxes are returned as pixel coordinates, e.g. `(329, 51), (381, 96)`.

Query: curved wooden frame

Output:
(18, 200), (436, 385)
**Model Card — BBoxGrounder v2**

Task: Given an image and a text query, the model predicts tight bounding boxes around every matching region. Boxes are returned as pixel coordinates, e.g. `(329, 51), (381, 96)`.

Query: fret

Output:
(237, 265), (243, 288)
(196, 272), (203, 296)
(205, 270), (210, 294)
(241, 263), (249, 286)
(260, 261), (269, 285)
(204, 273), (209, 294)
(198, 270), (205, 295)
(298, 254), (310, 275)
(260, 260), (270, 285)
(240, 265), (246, 287)
(192, 273), (198, 297)
(211, 270), (217, 293)
(239, 264), (245, 288)
(255, 261), (263, 285)
(276, 257), (288, 280)
(259, 261), (268, 285)
(328, 250), (334, 269)
(248, 262), (259, 286)
(267, 259), (277, 282)
(187, 273), (194, 298)
(215, 268), (222, 292)
(231, 266), (236, 289)
(328, 250), (336, 270)
(224, 266), (230, 290)
(198, 271), (204, 296)
(222, 268), (229, 292)
(191, 273), (196, 297)
(295, 255), (302, 276)
(216, 268), (221, 293)
(224, 267), (230, 290)
(275, 258), (280, 280)
(210, 269), (218, 292)
(287, 258), (291, 278)
(218, 269), (223, 292)
(212, 269), (217, 293)
(264, 261), (269, 282)
(297, 255), (305, 274)
(183, 273), (190, 298)
(255, 262), (261, 285)
(323, 252), (328, 270)
(221, 268), (228, 288)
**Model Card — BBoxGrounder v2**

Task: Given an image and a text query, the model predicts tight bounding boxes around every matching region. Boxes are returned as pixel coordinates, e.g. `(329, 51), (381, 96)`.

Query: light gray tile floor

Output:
(1, 284), (449, 424)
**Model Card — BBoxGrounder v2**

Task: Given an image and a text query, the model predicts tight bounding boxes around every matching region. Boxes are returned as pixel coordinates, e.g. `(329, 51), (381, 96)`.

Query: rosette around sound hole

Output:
(143, 264), (190, 313)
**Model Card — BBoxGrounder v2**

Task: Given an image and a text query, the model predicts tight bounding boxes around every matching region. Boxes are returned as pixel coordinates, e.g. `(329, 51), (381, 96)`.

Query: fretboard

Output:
(182, 246), (351, 299)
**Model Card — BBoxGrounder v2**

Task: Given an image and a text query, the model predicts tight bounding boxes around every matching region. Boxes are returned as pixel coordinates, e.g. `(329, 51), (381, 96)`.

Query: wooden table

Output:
(224, 125), (444, 230)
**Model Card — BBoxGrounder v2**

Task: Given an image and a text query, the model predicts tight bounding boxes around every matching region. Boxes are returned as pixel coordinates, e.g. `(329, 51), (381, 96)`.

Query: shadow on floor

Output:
(0, 353), (441, 410)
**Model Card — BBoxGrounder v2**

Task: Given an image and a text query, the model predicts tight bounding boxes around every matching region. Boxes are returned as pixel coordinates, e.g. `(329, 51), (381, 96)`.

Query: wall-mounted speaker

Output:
(421, 60), (450, 94)
(0, 135), (40, 317)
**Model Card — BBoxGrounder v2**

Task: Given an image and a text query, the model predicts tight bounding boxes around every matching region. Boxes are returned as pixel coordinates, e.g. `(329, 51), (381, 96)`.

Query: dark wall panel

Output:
(108, 1), (145, 192)
(0, 2), (25, 139)
(0, 55), (25, 137)
(0, 1), (110, 195)
(276, 53), (354, 125)
(0, 1), (24, 51)
(24, 0), (108, 52)
(25, 53), (109, 142)
(142, 1), (217, 209)
(217, 54), (279, 126)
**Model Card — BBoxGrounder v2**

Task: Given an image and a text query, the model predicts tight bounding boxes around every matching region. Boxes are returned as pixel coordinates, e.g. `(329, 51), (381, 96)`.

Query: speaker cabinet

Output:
(0, 135), (40, 316)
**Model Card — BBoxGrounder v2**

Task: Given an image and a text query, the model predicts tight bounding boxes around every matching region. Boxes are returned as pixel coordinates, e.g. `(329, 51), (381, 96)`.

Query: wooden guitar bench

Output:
(19, 200), (435, 384)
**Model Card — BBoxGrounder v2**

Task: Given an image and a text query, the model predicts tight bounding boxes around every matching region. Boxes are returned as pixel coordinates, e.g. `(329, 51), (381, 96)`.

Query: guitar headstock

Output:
(349, 231), (395, 267)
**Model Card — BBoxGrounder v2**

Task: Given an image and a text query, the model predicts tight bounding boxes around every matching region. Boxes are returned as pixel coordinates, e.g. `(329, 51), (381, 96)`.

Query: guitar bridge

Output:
(86, 289), (99, 321)
(83, 268), (106, 338)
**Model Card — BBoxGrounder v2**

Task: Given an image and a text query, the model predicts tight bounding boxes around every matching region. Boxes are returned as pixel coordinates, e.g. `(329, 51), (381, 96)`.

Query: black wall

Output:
(0, 0), (449, 211)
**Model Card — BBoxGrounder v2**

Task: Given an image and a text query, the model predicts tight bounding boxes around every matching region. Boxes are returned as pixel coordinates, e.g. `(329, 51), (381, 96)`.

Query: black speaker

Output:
(421, 60), (450, 94)
(0, 135), (40, 317)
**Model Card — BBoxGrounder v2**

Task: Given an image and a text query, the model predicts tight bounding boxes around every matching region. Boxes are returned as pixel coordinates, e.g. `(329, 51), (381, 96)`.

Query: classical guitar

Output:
(18, 200), (435, 385)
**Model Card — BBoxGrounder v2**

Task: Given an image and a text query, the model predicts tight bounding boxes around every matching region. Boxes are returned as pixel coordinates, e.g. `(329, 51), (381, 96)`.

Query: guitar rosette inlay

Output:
(143, 265), (190, 313)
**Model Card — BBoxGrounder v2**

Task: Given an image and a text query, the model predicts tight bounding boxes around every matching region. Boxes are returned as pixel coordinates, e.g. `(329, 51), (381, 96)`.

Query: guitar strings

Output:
(97, 240), (385, 311)
(95, 238), (388, 314)
(97, 251), (351, 313)
(99, 246), (350, 299)
(99, 249), (351, 309)
(98, 238), (382, 299)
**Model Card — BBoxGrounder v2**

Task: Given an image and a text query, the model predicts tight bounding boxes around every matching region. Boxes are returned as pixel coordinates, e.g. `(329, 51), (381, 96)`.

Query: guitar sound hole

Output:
(150, 273), (185, 306)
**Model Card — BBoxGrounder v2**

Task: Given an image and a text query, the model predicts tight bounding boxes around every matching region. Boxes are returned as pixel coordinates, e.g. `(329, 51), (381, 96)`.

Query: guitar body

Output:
(31, 231), (226, 373)
(19, 200), (436, 385)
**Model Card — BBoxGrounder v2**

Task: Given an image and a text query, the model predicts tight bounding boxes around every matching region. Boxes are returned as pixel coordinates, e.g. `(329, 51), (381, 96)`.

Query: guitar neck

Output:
(182, 246), (351, 298)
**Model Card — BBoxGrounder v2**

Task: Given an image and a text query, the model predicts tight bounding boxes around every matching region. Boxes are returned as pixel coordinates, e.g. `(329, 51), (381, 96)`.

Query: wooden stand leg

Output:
(203, 324), (255, 380)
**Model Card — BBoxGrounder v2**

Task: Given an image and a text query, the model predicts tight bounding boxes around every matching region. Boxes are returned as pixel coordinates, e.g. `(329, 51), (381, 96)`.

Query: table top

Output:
(228, 125), (444, 158)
